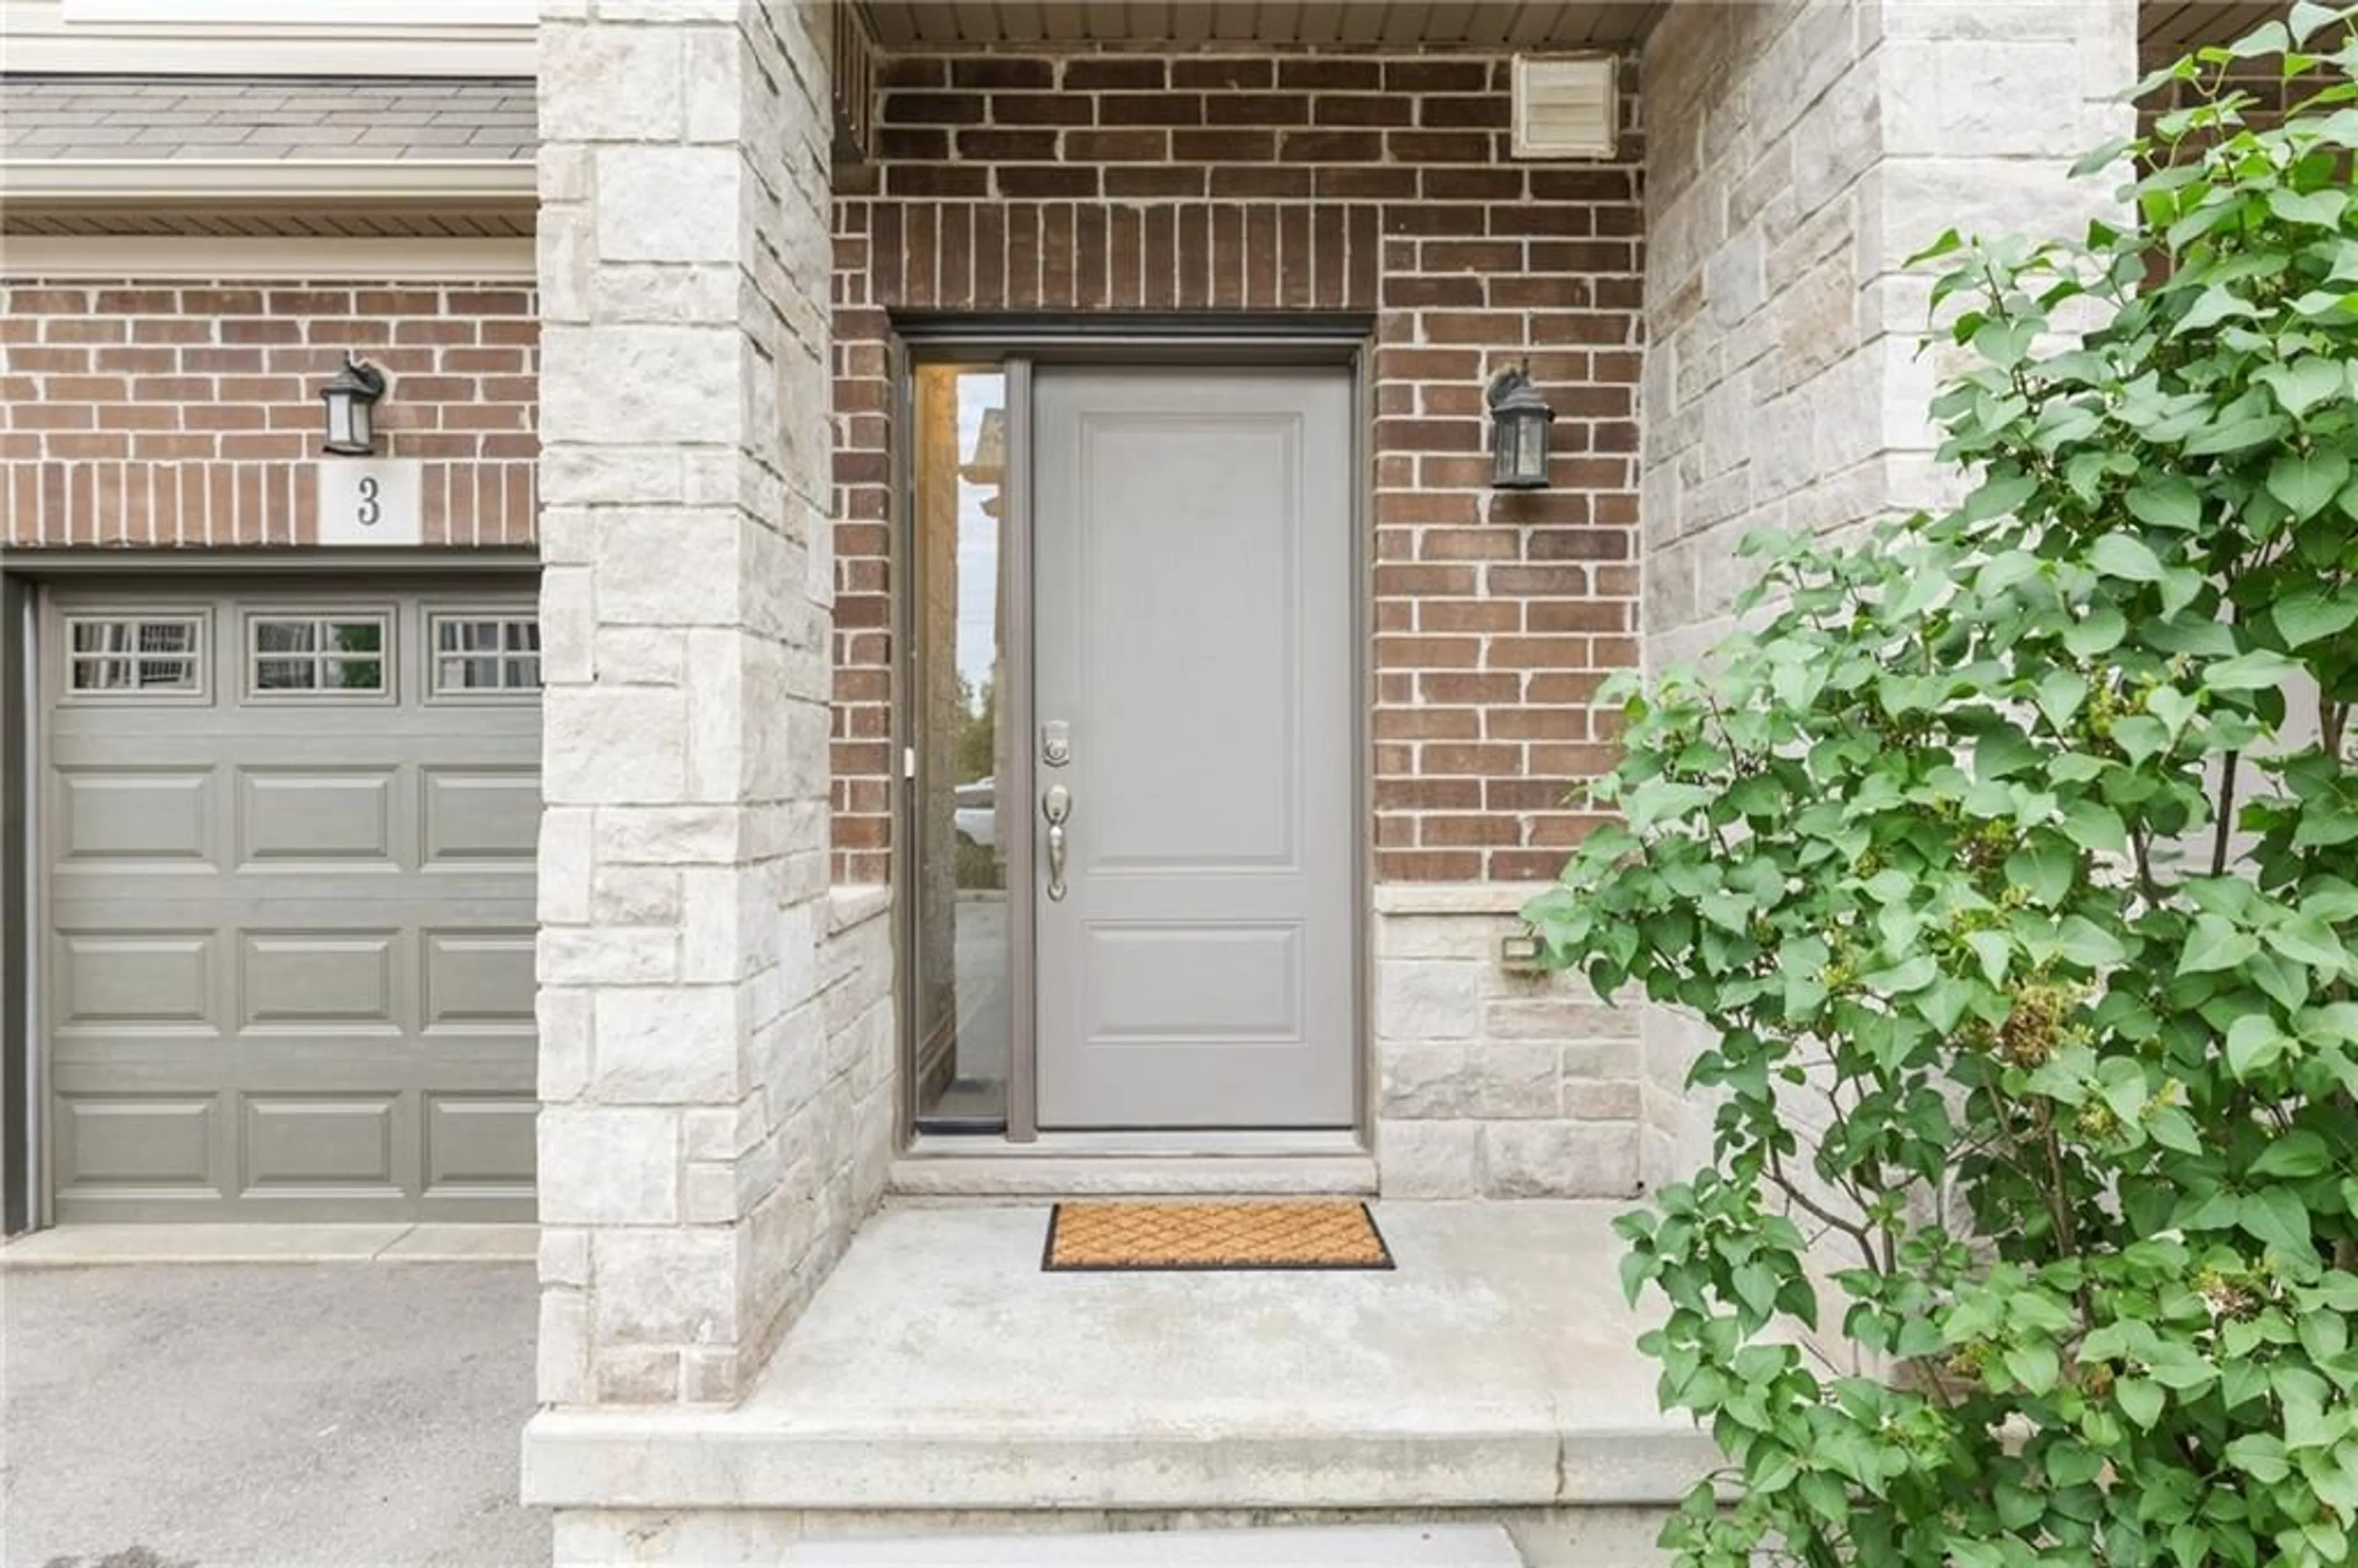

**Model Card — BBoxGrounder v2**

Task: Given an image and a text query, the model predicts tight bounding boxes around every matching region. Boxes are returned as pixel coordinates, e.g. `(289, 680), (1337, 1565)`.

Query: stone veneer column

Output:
(1636, 0), (2138, 1184)
(533, 0), (841, 1406)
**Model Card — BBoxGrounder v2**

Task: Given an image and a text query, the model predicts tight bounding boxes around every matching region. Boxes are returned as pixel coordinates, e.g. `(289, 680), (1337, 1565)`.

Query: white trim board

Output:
(1, 0), (534, 74)
(0, 235), (537, 279)
(61, 0), (534, 23)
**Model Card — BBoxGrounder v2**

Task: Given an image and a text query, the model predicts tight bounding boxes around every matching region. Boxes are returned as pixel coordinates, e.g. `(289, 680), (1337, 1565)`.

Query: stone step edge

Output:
(521, 1411), (1719, 1513)
(780, 1522), (1525, 1566)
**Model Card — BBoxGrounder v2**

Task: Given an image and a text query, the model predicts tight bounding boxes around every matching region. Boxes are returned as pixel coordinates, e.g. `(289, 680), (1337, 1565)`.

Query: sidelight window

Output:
(910, 362), (1014, 1130)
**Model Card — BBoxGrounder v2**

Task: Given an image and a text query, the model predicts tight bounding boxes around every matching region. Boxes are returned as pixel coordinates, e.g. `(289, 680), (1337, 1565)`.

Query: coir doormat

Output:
(1041, 1200), (1395, 1272)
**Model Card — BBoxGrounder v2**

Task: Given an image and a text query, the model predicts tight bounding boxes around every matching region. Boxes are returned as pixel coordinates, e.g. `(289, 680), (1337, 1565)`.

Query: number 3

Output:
(356, 475), (381, 528)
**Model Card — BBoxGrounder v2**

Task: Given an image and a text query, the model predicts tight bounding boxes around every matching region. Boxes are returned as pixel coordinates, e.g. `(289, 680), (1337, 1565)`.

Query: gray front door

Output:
(1032, 365), (1357, 1129)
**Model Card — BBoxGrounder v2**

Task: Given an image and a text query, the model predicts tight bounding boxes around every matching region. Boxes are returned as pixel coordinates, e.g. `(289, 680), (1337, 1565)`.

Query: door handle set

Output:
(1042, 782), (1072, 902)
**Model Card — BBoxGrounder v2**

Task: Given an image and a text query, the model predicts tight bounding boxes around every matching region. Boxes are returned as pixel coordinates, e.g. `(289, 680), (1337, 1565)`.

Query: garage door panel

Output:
(240, 931), (404, 1031)
(422, 929), (537, 1030)
(53, 931), (220, 1030)
(237, 769), (401, 868)
(55, 768), (220, 868)
(43, 581), (541, 1225)
(421, 767), (539, 864)
(241, 1096), (402, 1193)
(55, 1095), (222, 1193)
(424, 1094), (537, 1192)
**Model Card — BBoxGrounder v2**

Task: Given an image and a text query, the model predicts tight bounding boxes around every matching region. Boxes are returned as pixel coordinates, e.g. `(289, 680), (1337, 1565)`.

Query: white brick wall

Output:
(534, 0), (884, 1410)
(1633, 0), (2136, 1186)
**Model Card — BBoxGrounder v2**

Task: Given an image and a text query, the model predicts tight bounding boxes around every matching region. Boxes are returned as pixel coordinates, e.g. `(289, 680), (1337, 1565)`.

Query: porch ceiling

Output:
(859, 1), (1665, 49)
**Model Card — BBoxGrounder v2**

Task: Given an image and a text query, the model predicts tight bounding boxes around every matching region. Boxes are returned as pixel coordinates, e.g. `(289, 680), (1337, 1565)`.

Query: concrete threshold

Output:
(889, 1152), (1380, 1198)
(523, 1201), (1718, 1515)
(0, 1221), (536, 1267)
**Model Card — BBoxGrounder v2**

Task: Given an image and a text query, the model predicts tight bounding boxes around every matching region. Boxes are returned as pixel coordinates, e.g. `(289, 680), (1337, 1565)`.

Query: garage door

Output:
(39, 581), (539, 1222)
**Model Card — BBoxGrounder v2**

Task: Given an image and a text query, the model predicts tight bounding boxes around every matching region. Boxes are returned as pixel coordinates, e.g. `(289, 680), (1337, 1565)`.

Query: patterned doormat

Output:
(1041, 1200), (1394, 1272)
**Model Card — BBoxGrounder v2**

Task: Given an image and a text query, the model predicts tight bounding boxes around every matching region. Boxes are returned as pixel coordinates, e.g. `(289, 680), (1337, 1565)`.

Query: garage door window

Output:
(64, 614), (207, 697)
(430, 615), (540, 696)
(247, 613), (391, 697)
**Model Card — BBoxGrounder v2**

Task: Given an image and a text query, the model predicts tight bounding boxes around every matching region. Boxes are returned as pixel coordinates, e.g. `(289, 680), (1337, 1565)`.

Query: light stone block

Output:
(539, 325), (744, 448)
(539, 26), (685, 143)
(592, 986), (742, 1104)
(593, 1227), (738, 1345)
(1376, 1120), (1483, 1200)
(537, 985), (594, 1103)
(543, 686), (689, 806)
(1376, 960), (1481, 1043)
(594, 146), (744, 263)
(539, 1287), (593, 1406)
(1484, 1122), (1640, 1199)
(539, 1106), (680, 1225)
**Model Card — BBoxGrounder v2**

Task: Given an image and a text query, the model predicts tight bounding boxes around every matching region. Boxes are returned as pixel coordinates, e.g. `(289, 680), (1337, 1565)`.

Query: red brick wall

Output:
(831, 50), (1643, 884)
(1, 280), (538, 547)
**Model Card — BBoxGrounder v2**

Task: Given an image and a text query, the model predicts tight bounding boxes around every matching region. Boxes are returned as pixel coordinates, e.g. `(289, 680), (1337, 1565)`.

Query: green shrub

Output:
(1522, 10), (2358, 1565)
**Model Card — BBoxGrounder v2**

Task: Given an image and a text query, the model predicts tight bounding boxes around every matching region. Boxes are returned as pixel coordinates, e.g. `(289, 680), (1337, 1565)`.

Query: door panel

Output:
(1033, 366), (1356, 1129)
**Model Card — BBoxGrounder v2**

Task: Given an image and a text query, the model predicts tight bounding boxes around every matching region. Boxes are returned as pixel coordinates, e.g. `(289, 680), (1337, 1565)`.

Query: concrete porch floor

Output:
(524, 1201), (1718, 1526)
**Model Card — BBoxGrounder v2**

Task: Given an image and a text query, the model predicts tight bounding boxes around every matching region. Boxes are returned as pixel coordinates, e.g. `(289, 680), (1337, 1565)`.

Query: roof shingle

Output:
(0, 75), (535, 161)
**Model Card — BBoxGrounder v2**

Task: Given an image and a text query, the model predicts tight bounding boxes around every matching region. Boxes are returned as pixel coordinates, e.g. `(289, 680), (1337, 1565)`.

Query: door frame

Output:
(893, 319), (1376, 1148)
(0, 549), (537, 1234)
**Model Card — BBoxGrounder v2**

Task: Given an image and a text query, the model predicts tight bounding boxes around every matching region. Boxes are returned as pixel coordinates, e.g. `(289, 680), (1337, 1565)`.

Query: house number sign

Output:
(315, 459), (424, 546)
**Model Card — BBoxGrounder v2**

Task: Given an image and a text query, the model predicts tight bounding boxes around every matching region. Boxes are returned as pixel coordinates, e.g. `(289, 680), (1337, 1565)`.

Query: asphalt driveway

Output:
(2, 1262), (545, 1568)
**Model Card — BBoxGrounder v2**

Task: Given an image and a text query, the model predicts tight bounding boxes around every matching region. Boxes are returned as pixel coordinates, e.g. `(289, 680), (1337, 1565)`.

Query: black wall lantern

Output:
(319, 352), (388, 456)
(1487, 365), (1555, 490)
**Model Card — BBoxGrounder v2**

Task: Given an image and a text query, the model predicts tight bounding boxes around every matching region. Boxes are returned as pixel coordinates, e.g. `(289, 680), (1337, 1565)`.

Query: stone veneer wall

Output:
(534, 0), (889, 1408)
(1374, 893), (1640, 1198)
(1636, 0), (2137, 1185)
(0, 279), (537, 546)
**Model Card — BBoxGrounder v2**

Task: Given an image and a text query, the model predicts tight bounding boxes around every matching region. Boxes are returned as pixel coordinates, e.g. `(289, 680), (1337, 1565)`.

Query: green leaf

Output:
(2227, 1014), (2290, 1079)
(2206, 650), (2305, 693)
(2268, 449), (2353, 521)
(2006, 839), (2080, 906)
(1966, 929), (2013, 986)
(2257, 358), (2348, 418)
(2056, 915), (2126, 968)
(2181, 917), (2259, 975)
(2271, 187), (2351, 228)
(2241, 1187), (2314, 1256)
(2060, 798), (2128, 855)
(2267, 915), (2351, 975)
(2227, 1432), (2293, 1485)
(2275, 589), (2358, 648)
(2035, 670), (2090, 731)
(2064, 606), (2128, 656)
(2090, 532), (2167, 582)
(2006, 1340), (2061, 1395)
(1864, 955), (1939, 996)
(2182, 285), (2260, 332)
(2291, 0), (2345, 42)
(2251, 1130), (2332, 1180)
(2126, 475), (2203, 530)
(2118, 1375), (2166, 1430)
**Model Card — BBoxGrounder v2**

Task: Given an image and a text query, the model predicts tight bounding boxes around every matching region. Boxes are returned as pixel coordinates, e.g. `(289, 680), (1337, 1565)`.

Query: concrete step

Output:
(783, 1523), (1523, 1566)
